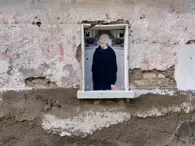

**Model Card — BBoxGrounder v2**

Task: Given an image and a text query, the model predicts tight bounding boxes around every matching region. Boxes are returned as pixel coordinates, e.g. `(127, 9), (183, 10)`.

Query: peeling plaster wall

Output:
(1, 0), (195, 90)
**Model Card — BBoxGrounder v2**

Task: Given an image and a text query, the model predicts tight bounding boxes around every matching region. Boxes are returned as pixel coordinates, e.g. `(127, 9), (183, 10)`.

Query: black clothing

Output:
(92, 46), (117, 90)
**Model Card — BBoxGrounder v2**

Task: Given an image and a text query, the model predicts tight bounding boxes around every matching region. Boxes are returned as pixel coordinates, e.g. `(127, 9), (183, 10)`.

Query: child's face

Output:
(99, 40), (107, 49)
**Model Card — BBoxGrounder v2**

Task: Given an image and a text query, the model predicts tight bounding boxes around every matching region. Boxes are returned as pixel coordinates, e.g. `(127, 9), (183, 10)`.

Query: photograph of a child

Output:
(92, 34), (118, 91)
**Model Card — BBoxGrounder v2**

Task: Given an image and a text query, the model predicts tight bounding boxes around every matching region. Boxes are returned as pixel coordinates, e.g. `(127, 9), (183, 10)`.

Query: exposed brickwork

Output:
(130, 66), (176, 89)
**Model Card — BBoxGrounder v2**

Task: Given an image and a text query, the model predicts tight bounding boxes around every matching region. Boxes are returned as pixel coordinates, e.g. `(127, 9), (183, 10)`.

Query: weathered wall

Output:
(1, 88), (195, 146)
(1, 0), (195, 90)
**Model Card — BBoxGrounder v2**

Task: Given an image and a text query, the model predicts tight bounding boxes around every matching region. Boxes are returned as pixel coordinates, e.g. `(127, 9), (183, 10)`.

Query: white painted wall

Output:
(175, 44), (195, 90)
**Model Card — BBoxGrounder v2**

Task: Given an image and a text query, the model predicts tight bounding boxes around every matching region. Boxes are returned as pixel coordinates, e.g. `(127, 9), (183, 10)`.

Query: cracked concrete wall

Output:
(1, 0), (195, 90)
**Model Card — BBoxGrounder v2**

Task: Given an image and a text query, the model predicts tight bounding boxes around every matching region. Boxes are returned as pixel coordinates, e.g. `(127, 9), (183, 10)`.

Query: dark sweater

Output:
(92, 46), (118, 90)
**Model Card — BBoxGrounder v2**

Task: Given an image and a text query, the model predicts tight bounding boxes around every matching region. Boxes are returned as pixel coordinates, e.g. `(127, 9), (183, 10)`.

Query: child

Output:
(92, 34), (118, 90)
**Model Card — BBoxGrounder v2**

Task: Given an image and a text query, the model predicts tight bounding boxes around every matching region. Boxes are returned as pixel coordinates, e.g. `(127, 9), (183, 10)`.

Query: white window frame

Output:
(78, 23), (134, 99)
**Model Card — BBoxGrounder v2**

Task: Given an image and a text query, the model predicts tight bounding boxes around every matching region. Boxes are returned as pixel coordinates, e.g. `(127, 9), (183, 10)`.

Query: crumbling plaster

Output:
(0, 0), (195, 89)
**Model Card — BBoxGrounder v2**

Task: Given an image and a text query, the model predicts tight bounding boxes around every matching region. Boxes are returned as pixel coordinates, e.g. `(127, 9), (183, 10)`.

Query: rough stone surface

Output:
(158, 73), (166, 79)
(143, 72), (157, 79)
(166, 121), (195, 146)
(0, 88), (195, 146)
(130, 67), (176, 89)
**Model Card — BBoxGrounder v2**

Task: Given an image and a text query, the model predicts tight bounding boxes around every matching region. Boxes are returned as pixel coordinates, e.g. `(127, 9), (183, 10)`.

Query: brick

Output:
(157, 73), (166, 79)
(134, 80), (146, 86)
(143, 73), (157, 79)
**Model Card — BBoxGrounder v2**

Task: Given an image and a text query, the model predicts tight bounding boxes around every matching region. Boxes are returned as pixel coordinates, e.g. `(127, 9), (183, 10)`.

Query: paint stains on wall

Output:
(0, 36), (8, 42)
(58, 43), (64, 62)
(59, 43), (64, 57)
(142, 59), (150, 70)
(0, 52), (8, 60)
(169, 5), (182, 14)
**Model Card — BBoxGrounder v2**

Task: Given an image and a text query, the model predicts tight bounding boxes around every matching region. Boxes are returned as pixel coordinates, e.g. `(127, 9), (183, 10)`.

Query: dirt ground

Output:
(0, 88), (195, 146)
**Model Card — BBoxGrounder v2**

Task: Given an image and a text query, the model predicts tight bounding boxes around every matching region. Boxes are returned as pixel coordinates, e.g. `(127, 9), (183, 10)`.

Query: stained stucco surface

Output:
(1, 0), (195, 89)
